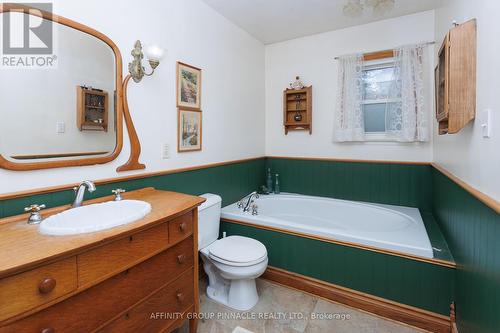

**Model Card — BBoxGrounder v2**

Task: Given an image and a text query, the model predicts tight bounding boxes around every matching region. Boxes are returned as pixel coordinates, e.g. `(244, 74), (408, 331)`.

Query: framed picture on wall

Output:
(178, 108), (202, 152)
(176, 62), (202, 110)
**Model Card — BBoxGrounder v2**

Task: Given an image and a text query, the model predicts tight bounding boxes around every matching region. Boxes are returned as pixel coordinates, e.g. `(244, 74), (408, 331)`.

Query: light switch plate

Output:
(161, 143), (170, 159)
(481, 109), (491, 138)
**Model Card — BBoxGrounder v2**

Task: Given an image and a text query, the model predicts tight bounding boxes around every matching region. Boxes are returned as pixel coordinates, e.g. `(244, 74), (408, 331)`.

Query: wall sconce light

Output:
(117, 40), (165, 172)
(128, 40), (164, 83)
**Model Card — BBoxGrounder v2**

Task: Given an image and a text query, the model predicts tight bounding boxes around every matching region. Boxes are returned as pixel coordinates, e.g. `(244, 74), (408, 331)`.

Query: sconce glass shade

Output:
(145, 44), (164, 63)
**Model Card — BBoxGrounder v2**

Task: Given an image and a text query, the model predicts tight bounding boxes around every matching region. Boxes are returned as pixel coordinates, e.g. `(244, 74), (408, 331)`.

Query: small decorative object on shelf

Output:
(76, 86), (109, 132)
(289, 76), (304, 90)
(283, 80), (312, 134)
(294, 94), (303, 122)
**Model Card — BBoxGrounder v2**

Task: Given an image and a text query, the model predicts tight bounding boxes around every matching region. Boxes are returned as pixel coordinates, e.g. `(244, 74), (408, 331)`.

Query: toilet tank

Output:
(197, 193), (222, 249)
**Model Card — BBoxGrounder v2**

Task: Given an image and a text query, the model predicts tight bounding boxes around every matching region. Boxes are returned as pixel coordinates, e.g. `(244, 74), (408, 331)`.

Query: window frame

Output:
(361, 57), (400, 141)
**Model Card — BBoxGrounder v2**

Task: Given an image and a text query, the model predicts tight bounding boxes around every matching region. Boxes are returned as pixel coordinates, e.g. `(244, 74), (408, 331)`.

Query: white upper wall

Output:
(0, 0), (265, 194)
(265, 11), (435, 162)
(434, 0), (500, 201)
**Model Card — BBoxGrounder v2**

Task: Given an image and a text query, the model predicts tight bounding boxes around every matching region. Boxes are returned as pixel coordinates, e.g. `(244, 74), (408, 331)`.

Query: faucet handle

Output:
(251, 204), (258, 216)
(24, 204), (46, 213)
(24, 204), (46, 225)
(112, 188), (126, 201)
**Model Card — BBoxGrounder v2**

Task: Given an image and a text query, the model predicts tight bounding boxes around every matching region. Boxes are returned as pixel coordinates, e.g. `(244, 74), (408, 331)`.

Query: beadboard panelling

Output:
(0, 159), (265, 219)
(432, 169), (500, 333)
(266, 158), (433, 211)
(221, 221), (454, 315)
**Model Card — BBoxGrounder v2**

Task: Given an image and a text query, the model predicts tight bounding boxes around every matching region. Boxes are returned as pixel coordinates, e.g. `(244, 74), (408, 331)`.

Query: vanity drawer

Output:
(169, 213), (193, 244)
(98, 270), (194, 333)
(78, 223), (168, 286)
(0, 240), (193, 333)
(0, 257), (77, 322)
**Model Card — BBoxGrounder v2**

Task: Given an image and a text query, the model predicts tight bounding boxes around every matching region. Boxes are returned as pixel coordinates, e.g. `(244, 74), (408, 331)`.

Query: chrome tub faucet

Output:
(72, 180), (96, 208)
(238, 191), (259, 212)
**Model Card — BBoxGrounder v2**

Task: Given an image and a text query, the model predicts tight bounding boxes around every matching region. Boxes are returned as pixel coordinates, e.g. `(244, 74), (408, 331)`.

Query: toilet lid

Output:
(209, 236), (267, 264)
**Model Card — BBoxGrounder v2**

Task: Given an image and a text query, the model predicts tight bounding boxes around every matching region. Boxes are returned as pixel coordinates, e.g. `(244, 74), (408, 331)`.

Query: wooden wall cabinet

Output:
(435, 19), (477, 135)
(283, 86), (312, 134)
(77, 86), (109, 132)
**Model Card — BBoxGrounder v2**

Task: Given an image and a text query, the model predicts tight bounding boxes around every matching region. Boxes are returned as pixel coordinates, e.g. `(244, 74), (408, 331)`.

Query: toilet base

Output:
(200, 251), (266, 311)
(206, 278), (259, 311)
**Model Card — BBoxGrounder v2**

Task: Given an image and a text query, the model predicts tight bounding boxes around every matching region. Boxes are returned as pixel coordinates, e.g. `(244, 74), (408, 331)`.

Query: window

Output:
(361, 58), (399, 137)
(334, 45), (429, 143)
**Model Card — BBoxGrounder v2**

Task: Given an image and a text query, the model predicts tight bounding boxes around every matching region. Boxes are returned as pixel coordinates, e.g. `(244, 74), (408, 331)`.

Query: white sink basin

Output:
(39, 200), (152, 236)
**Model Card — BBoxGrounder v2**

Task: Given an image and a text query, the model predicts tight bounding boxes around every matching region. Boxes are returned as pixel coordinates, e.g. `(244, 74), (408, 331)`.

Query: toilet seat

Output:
(208, 236), (267, 267)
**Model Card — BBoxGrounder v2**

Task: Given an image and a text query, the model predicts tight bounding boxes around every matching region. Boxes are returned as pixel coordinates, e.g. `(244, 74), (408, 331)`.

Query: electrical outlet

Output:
(56, 122), (65, 134)
(161, 144), (170, 159)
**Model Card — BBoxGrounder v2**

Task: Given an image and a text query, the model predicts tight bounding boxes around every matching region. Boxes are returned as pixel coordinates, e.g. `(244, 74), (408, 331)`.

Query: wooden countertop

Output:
(0, 187), (205, 279)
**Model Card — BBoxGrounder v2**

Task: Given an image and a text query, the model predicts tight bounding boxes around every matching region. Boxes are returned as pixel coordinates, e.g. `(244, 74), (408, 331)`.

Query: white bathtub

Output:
(221, 193), (433, 259)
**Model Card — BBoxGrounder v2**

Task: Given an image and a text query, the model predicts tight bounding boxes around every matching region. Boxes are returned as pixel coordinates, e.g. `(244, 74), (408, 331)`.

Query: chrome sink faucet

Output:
(238, 191), (259, 212)
(72, 180), (96, 208)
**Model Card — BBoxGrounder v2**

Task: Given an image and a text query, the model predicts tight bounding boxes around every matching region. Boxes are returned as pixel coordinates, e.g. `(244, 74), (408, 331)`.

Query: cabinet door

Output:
(448, 19), (477, 133)
(436, 35), (449, 123)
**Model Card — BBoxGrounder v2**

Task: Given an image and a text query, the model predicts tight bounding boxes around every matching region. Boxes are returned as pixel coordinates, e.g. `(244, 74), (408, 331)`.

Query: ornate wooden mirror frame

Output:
(0, 4), (144, 172)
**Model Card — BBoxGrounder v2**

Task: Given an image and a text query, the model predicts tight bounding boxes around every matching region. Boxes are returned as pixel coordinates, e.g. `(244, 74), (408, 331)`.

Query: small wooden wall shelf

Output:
(77, 86), (109, 132)
(283, 86), (312, 134)
(435, 19), (476, 135)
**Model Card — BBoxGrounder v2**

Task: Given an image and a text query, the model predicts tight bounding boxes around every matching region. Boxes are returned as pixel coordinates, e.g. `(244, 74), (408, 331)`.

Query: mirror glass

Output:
(0, 12), (117, 163)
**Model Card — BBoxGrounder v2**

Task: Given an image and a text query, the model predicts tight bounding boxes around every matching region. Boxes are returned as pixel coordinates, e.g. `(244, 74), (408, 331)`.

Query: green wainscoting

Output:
(8, 157), (495, 326)
(432, 169), (500, 333)
(221, 221), (454, 315)
(0, 158), (265, 219)
(266, 158), (433, 211)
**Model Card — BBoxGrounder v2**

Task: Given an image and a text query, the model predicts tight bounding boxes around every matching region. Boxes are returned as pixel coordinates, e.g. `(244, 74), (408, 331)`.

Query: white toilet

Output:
(198, 193), (268, 311)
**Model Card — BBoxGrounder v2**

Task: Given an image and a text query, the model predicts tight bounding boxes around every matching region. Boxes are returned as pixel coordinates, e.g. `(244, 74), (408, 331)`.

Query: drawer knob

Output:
(179, 223), (187, 232)
(176, 292), (185, 303)
(177, 254), (186, 264)
(41, 328), (55, 333)
(38, 278), (56, 294)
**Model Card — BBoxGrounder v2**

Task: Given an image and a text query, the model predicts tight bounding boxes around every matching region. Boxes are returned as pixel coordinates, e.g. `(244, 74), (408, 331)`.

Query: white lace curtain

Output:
(386, 44), (429, 142)
(333, 53), (365, 142)
(333, 44), (429, 142)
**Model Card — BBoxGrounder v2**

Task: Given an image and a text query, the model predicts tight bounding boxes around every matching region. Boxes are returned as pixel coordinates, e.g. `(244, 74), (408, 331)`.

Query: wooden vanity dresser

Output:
(0, 188), (205, 333)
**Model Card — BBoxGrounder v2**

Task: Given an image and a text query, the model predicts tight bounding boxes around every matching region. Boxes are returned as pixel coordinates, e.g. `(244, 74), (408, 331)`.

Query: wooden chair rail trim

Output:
(0, 156), (497, 216)
(221, 218), (456, 268)
(266, 155), (432, 165)
(262, 266), (451, 333)
(0, 156), (429, 200)
(431, 163), (500, 214)
(0, 157), (265, 201)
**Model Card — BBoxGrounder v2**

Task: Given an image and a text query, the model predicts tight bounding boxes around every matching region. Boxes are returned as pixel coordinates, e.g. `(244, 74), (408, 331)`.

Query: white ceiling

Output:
(201, 0), (443, 44)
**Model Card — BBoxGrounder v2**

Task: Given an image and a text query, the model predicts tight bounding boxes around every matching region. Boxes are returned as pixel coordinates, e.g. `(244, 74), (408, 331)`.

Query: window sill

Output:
(364, 133), (395, 142)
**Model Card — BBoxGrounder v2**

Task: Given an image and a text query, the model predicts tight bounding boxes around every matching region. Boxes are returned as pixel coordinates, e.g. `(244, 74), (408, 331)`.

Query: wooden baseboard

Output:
(262, 266), (451, 333)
